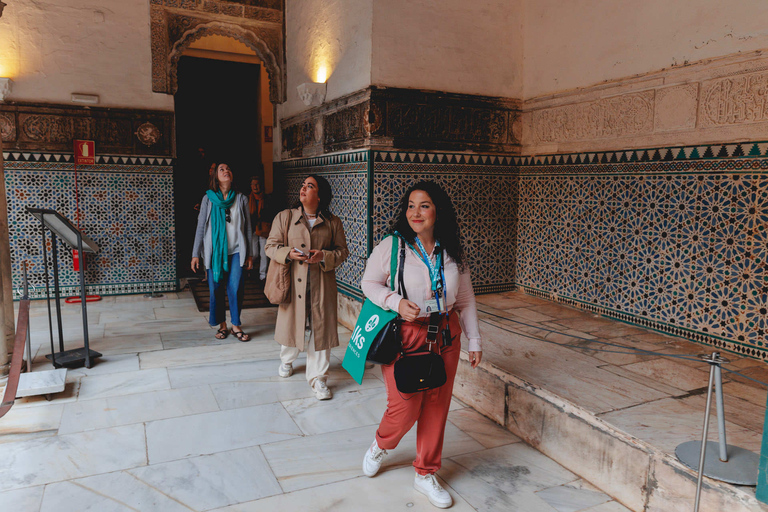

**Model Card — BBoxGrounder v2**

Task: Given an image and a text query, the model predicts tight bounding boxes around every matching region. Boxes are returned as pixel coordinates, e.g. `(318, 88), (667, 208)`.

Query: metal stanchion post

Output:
(22, 263), (31, 371)
(675, 351), (760, 508)
(693, 357), (717, 512)
(713, 364), (728, 462)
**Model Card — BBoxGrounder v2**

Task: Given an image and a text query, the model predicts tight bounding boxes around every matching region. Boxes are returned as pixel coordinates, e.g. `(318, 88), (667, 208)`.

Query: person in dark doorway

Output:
(191, 163), (253, 341)
(248, 174), (273, 283)
(265, 175), (348, 400)
(360, 180), (483, 509)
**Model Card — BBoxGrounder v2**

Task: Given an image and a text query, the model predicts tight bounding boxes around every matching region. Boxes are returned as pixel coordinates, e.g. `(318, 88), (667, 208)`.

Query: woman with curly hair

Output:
(360, 180), (483, 509)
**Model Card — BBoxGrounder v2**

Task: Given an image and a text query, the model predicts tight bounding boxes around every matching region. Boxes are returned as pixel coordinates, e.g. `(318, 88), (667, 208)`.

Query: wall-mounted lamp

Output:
(0, 78), (12, 102)
(71, 93), (100, 105)
(297, 82), (327, 107)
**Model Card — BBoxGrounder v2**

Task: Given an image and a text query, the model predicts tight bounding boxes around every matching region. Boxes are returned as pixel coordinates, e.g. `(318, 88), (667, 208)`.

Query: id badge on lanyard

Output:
(424, 288), (447, 314)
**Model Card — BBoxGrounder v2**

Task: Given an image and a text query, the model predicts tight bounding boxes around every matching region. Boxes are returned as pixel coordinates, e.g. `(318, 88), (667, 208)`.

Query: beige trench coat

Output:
(265, 208), (349, 351)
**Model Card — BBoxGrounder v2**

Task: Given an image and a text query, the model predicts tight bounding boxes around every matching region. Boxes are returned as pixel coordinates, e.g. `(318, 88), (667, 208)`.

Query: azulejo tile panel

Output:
(278, 151), (369, 299)
(4, 155), (176, 299)
(518, 153), (767, 360)
(374, 154), (518, 295)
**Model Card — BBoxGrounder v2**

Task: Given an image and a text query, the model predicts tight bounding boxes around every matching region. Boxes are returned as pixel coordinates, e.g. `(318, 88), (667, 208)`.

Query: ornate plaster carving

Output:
(0, 113), (15, 141)
(532, 91), (654, 143)
(700, 71), (768, 127)
(151, 6), (285, 104)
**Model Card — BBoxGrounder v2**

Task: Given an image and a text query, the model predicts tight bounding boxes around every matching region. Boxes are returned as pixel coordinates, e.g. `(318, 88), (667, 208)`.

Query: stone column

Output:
(0, 135), (12, 374)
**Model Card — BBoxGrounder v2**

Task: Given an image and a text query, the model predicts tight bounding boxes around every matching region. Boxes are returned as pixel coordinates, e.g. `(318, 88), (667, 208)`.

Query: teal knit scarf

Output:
(206, 189), (237, 282)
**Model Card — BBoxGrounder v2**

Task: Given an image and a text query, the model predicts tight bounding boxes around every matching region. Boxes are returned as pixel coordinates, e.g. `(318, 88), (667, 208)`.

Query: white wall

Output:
(0, 0), (173, 109)
(371, 0), (523, 98)
(280, 0), (373, 119)
(523, 0), (768, 98)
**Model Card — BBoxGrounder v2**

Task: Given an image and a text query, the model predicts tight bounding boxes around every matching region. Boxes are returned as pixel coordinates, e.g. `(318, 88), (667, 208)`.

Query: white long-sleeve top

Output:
(361, 236), (482, 352)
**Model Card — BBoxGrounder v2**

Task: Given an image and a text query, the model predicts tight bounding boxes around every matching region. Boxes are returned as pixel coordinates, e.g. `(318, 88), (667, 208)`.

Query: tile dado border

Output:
(0, 103), (174, 156)
(280, 87), (522, 159)
(522, 50), (768, 155)
(3, 152), (175, 167)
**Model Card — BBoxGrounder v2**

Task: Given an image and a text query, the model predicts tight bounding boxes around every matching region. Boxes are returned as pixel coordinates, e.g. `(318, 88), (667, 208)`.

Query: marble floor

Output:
(0, 292), (631, 512)
(474, 291), (768, 497)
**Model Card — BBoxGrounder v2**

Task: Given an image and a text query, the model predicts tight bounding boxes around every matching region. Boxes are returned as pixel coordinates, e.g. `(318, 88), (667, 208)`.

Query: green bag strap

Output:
(389, 234), (398, 291)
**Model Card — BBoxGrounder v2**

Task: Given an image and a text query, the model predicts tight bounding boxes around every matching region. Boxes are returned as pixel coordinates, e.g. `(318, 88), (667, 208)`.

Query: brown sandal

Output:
(215, 328), (229, 339)
(231, 328), (250, 342)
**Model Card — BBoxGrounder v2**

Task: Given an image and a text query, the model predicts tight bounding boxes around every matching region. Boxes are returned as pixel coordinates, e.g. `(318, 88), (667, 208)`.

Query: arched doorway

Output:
(173, 35), (274, 280)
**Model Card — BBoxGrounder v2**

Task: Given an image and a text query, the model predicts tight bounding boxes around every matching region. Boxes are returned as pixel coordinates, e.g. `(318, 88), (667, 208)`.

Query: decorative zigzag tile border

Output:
(515, 141), (768, 166)
(3, 152), (174, 166)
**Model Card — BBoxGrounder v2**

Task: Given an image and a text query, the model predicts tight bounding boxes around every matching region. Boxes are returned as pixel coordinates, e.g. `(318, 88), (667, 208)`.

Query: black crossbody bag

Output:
(366, 237), (407, 365)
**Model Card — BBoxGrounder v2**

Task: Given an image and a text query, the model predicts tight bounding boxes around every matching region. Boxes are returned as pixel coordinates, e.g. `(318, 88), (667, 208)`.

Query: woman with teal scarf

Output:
(191, 163), (254, 341)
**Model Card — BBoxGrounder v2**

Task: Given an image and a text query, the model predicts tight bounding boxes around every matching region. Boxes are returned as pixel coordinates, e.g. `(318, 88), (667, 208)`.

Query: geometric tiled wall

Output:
(278, 150), (518, 299)
(372, 151), (518, 295)
(3, 152), (176, 299)
(516, 142), (767, 360)
(279, 151), (370, 299)
(278, 141), (766, 360)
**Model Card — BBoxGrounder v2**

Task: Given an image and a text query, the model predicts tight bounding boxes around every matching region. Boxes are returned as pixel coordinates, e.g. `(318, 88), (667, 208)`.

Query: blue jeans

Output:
(207, 253), (245, 327)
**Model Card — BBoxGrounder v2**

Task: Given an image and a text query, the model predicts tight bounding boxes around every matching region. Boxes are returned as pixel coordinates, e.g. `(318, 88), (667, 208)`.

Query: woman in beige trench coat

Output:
(265, 175), (348, 400)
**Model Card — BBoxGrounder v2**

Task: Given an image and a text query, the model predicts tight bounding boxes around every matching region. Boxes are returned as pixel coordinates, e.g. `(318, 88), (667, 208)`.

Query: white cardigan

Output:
(361, 236), (482, 352)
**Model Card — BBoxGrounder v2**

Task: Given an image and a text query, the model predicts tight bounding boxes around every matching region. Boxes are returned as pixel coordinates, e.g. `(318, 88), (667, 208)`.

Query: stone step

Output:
(452, 324), (766, 512)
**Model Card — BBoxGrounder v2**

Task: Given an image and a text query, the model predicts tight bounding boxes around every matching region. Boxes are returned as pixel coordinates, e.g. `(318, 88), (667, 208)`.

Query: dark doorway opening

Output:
(173, 56), (261, 280)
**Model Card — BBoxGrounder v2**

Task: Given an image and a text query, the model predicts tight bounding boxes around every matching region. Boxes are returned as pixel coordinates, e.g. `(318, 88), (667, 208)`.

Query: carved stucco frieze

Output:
(532, 91), (654, 143)
(0, 113), (15, 141)
(699, 71), (768, 127)
(20, 114), (72, 143)
(151, 5), (285, 104)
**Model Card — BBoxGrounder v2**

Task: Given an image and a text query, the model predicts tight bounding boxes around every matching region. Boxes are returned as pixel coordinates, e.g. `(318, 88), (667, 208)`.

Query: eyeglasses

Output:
(225, 208), (231, 223)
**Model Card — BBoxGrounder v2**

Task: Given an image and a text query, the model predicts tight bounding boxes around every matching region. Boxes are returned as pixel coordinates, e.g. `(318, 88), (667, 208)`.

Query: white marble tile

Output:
(260, 422), (485, 493)
(211, 465), (477, 512)
(621, 358), (714, 392)
(281, 387), (387, 436)
(153, 306), (207, 320)
(0, 486), (44, 511)
(581, 501), (633, 512)
(104, 317), (210, 337)
(76, 368), (171, 401)
(97, 308), (157, 324)
(440, 443), (580, 512)
(16, 369), (67, 398)
(146, 403), (302, 464)
(129, 446), (281, 510)
(0, 403), (64, 444)
(14, 381), (80, 408)
(167, 358), (283, 388)
(447, 408), (521, 448)
(67, 353), (140, 377)
(210, 368), (383, 410)
(535, 481), (613, 512)
(0, 424), (146, 492)
(87, 333), (163, 356)
(58, 386), (219, 434)
(141, 341), (282, 370)
(40, 476), (190, 512)
(599, 397), (762, 454)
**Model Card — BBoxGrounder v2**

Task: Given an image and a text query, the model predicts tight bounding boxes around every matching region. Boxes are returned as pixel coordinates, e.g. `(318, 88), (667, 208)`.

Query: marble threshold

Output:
(454, 290), (768, 512)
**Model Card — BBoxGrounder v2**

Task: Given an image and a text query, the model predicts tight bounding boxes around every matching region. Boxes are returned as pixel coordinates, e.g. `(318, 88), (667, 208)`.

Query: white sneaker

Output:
(278, 362), (293, 378)
(312, 379), (332, 400)
(414, 473), (452, 509)
(362, 439), (388, 477)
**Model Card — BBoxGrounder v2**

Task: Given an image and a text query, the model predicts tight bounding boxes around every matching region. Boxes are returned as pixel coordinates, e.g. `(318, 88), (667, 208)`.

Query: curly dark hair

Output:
(389, 180), (466, 269)
(293, 174), (333, 217)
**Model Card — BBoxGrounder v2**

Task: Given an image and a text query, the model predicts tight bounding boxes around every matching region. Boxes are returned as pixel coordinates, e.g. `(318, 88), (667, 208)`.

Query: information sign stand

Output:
(26, 207), (101, 368)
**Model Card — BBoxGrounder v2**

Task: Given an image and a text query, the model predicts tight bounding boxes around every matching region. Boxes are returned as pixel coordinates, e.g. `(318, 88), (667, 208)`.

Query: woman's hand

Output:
(398, 299), (421, 322)
(245, 257), (253, 270)
(469, 351), (483, 369)
(191, 257), (200, 273)
(288, 248), (309, 261)
(306, 249), (324, 264)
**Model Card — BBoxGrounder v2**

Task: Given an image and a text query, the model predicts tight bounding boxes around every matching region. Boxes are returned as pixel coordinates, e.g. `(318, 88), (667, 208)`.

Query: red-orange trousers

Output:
(375, 310), (461, 475)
